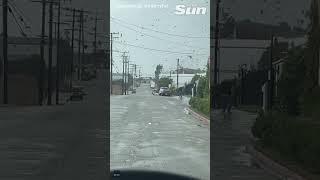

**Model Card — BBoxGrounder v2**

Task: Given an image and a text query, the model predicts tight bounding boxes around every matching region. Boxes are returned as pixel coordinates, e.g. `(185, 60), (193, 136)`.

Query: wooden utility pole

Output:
(39, 0), (46, 105)
(47, 0), (54, 105)
(269, 35), (275, 109)
(124, 56), (127, 95)
(214, 0), (220, 85)
(70, 8), (75, 90)
(121, 52), (128, 95)
(81, 9), (85, 81)
(122, 54), (125, 95)
(127, 56), (130, 94)
(134, 64), (137, 88)
(55, 0), (61, 105)
(177, 58), (179, 89)
(2, 0), (8, 104)
(110, 33), (113, 94)
(317, 0), (320, 86)
(77, 10), (82, 80)
(110, 32), (120, 94)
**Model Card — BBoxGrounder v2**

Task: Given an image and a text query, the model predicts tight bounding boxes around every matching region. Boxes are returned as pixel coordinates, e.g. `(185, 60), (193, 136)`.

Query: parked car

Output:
(159, 87), (171, 96)
(132, 89), (136, 94)
(70, 86), (86, 101)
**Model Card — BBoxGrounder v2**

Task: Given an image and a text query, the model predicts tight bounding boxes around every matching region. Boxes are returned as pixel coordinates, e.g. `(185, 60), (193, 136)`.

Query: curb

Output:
(186, 107), (210, 125)
(245, 144), (307, 180)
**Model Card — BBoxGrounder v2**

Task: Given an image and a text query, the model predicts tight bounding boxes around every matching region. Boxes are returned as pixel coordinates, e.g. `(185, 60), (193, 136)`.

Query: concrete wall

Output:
(112, 84), (122, 95)
(0, 74), (39, 105)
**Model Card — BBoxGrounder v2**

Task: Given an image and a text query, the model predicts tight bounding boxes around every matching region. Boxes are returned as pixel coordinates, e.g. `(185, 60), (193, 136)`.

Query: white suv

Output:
(159, 87), (170, 96)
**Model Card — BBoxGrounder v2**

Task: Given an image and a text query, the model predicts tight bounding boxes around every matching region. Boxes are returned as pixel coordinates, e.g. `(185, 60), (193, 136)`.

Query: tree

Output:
(154, 64), (163, 87)
(158, 77), (172, 88)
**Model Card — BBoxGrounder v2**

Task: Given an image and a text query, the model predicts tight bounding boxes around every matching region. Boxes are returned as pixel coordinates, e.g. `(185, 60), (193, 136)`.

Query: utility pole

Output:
(70, 8), (75, 90)
(134, 64), (137, 88)
(269, 35), (275, 109)
(126, 56), (130, 95)
(122, 54), (125, 95)
(317, 0), (320, 86)
(39, 0), (46, 105)
(81, 9), (85, 81)
(77, 10), (82, 80)
(214, 0), (220, 85)
(124, 56), (127, 95)
(177, 58), (179, 89)
(110, 32), (120, 94)
(47, 0), (54, 105)
(56, 0), (61, 105)
(2, 0), (8, 104)
(121, 52), (128, 95)
(94, 12), (98, 66)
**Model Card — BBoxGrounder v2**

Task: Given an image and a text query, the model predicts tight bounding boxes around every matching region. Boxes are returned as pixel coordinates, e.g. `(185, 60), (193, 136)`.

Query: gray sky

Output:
(111, 0), (210, 77)
(111, 0), (311, 77)
(1, 0), (312, 77)
(220, 0), (311, 27)
(0, 0), (108, 52)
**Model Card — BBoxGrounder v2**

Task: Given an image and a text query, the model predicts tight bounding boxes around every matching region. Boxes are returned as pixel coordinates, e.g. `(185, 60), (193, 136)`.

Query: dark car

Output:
(70, 86), (85, 101)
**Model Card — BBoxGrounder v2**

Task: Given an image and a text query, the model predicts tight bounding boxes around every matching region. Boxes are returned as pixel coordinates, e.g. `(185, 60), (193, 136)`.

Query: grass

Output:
(254, 141), (320, 180)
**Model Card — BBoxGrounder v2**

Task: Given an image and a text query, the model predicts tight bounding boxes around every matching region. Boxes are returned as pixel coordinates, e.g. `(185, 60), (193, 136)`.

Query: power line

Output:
(110, 17), (210, 39)
(114, 40), (208, 56)
(111, 20), (206, 51)
(8, 1), (33, 36)
(8, 5), (27, 37)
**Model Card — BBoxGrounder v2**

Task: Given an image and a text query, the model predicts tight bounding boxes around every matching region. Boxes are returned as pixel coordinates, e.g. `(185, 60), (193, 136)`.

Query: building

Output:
(0, 36), (72, 105)
(160, 72), (206, 88)
(210, 37), (306, 82)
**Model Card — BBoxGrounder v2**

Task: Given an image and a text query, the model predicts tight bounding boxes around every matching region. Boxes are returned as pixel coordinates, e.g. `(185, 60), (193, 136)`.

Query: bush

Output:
(252, 112), (320, 171)
(189, 97), (210, 117)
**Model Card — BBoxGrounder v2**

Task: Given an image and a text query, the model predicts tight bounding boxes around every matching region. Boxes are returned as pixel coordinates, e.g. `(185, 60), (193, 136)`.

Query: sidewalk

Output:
(212, 109), (277, 179)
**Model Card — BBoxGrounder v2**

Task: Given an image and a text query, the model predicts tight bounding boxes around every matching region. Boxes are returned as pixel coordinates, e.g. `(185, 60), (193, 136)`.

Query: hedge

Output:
(252, 111), (320, 173)
(189, 97), (210, 117)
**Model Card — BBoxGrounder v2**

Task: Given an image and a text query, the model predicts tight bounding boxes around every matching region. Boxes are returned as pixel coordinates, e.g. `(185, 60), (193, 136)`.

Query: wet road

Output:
(212, 110), (277, 180)
(110, 84), (210, 180)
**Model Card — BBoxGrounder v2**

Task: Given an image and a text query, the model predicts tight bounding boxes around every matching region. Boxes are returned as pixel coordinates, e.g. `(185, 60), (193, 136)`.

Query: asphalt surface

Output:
(110, 84), (210, 180)
(0, 70), (107, 180)
(212, 109), (278, 180)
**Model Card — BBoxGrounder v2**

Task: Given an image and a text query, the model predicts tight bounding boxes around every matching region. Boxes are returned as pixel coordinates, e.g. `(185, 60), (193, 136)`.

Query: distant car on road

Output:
(159, 87), (171, 96)
(132, 89), (136, 94)
(70, 86), (85, 101)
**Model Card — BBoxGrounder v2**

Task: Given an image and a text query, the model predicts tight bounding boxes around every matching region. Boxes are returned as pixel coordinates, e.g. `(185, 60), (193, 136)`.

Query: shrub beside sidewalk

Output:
(189, 97), (209, 118)
(252, 111), (320, 179)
